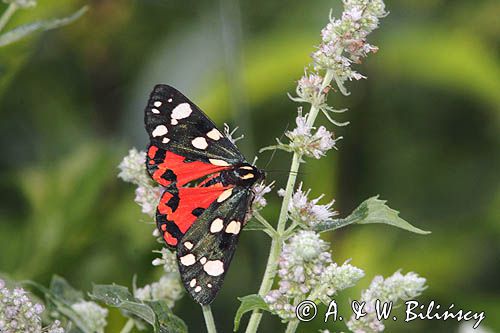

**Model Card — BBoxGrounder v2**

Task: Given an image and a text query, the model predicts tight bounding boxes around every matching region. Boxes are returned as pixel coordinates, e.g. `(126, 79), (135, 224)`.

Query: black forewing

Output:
(176, 187), (253, 305)
(144, 84), (245, 165)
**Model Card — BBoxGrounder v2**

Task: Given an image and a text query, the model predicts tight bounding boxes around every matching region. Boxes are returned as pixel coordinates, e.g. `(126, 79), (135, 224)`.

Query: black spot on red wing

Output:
(156, 216), (183, 248)
(164, 221), (183, 240)
(154, 147), (166, 160)
(161, 169), (177, 183)
(191, 207), (205, 217)
(167, 194), (180, 212)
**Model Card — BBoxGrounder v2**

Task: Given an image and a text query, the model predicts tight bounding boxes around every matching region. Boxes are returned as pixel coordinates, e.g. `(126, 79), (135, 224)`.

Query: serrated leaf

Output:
(234, 294), (269, 332)
(147, 300), (188, 333)
(90, 284), (156, 326)
(25, 278), (94, 333)
(90, 284), (135, 306)
(316, 196), (430, 234)
(50, 275), (84, 304)
(0, 6), (87, 47)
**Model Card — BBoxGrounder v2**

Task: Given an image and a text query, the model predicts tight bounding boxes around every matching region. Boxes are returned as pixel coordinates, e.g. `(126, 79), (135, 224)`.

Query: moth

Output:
(144, 84), (264, 305)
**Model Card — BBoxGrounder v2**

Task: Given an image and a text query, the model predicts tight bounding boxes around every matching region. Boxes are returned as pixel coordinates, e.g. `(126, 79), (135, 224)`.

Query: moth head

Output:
(234, 164), (265, 184)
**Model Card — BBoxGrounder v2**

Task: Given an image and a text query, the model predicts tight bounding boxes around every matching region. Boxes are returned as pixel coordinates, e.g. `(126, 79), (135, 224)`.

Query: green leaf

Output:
(0, 6), (87, 47)
(234, 294), (270, 332)
(147, 300), (188, 333)
(90, 284), (156, 326)
(316, 196), (430, 234)
(25, 277), (93, 333)
(49, 275), (84, 304)
(90, 284), (135, 306)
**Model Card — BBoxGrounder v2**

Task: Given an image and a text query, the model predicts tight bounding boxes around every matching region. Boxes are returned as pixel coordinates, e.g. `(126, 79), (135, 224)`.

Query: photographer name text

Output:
(295, 299), (485, 329)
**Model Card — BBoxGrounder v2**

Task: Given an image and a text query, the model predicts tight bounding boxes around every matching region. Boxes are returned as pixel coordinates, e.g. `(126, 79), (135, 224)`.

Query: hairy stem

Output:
(284, 320), (299, 333)
(244, 234), (281, 333)
(0, 3), (18, 33)
(202, 304), (217, 333)
(253, 211), (277, 235)
(119, 319), (135, 333)
(244, 71), (333, 333)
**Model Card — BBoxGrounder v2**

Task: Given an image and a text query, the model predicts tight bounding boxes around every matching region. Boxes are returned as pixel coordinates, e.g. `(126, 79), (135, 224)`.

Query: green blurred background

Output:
(0, 0), (498, 332)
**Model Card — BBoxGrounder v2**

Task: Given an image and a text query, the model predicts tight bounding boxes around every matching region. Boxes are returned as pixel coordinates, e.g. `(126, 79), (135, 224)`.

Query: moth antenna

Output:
(262, 122), (290, 170)
(263, 169), (304, 176)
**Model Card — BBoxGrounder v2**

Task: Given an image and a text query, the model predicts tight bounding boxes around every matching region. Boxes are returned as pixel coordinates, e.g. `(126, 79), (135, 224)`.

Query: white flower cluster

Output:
(264, 231), (364, 320)
(295, 73), (327, 106)
(118, 148), (164, 217)
(281, 182), (338, 228)
(3, 0), (36, 8)
(283, 113), (341, 159)
(346, 271), (427, 332)
(71, 301), (108, 333)
(118, 148), (149, 186)
(135, 248), (184, 308)
(134, 275), (184, 308)
(0, 279), (64, 333)
(283, 0), (387, 153)
(252, 181), (274, 211)
(151, 247), (178, 273)
(277, 231), (331, 296)
(312, 0), (388, 94)
(317, 261), (364, 305)
(135, 185), (164, 216)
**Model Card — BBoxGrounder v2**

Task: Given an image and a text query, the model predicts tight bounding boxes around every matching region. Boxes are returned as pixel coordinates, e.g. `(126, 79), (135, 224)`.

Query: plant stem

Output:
(0, 3), (18, 33)
(119, 319), (135, 333)
(253, 211), (277, 235)
(276, 153), (302, 234)
(202, 304), (217, 333)
(284, 320), (299, 333)
(244, 234), (281, 333)
(244, 71), (334, 333)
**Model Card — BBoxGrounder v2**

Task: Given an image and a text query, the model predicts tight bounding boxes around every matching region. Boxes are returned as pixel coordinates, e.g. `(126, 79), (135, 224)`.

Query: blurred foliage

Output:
(0, 0), (498, 332)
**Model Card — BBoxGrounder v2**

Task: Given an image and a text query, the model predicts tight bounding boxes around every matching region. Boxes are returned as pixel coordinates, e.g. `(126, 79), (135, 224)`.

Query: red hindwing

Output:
(147, 146), (229, 187)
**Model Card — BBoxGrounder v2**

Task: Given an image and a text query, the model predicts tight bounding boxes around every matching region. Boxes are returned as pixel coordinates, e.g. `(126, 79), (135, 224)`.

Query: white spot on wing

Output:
(171, 119), (178, 125)
(207, 283), (212, 288)
(162, 137), (170, 144)
(210, 218), (224, 233)
(217, 188), (233, 202)
(184, 241), (193, 250)
(200, 257), (207, 265)
(225, 220), (241, 234)
(240, 166), (253, 170)
(168, 98), (173, 102)
(189, 279), (196, 287)
(152, 108), (160, 114)
(154, 101), (162, 107)
(180, 254), (196, 266)
(203, 260), (224, 277)
(152, 125), (168, 137)
(206, 128), (223, 140)
(192, 137), (208, 149)
(195, 286), (202, 292)
(171, 103), (192, 120)
(209, 159), (230, 166)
